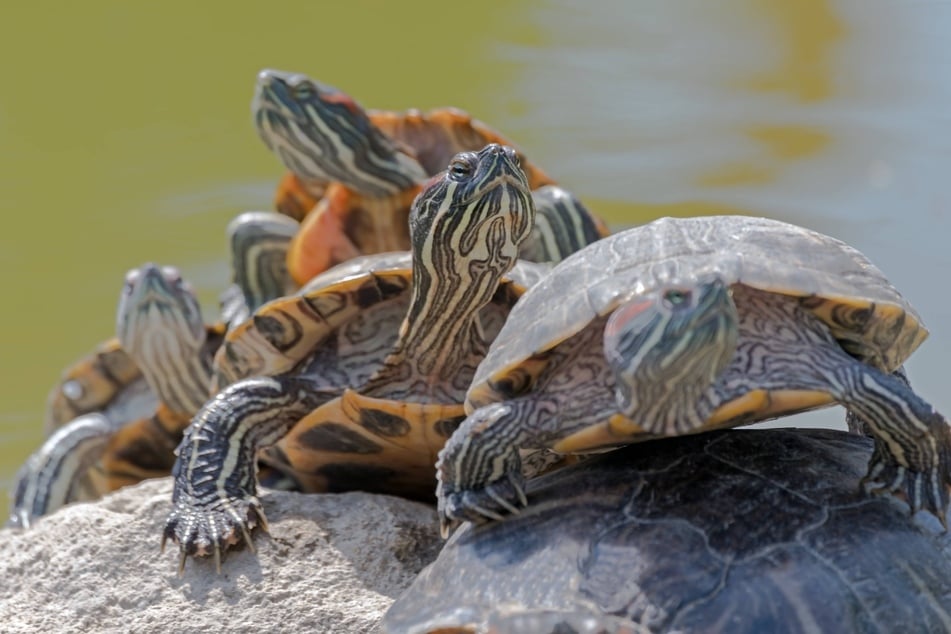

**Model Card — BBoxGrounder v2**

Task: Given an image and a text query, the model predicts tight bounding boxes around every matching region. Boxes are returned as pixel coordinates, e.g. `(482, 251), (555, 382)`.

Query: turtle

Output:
(8, 212), (299, 527)
(252, 68), (610, 284)
(436, 214), (951, 534)
(162, 144), (546, 569)
(43, 211), (299, 435)
(389, 428), (951, 634)
(217, 210), (301, 324)
(8, 264), (217, 527)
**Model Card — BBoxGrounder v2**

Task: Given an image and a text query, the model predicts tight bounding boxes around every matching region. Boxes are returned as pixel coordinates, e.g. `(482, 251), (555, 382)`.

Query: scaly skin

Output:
(252, 69), (608, 284)
(163, 144), (537, 571)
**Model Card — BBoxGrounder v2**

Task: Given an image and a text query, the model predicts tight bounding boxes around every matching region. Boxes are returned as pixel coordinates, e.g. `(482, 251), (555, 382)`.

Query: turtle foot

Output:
(162, 492), (268, 574)
(436, 471), (527, 538)
(861, 442), (951, 528)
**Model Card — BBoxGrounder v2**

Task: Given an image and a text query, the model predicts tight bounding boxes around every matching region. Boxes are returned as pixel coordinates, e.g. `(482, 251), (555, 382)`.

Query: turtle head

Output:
(252, 69), (426, 195)
(382, 144), (535, 380)
(603, 277), (738, 435)
(410, 144), (535, 282)
(116, 264), (209, 414)
(225, 211), (299, 317)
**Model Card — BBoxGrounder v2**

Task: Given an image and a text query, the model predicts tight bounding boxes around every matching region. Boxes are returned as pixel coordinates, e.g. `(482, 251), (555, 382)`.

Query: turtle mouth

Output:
(458, 177), (529, 208)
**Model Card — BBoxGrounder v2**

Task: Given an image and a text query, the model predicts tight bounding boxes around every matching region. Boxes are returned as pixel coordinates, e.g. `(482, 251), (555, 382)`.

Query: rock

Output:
(0, 478), (442, 633)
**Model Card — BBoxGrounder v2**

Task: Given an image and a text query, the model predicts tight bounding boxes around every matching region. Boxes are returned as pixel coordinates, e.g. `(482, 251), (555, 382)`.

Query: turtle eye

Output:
(291, 81), (312, 101)
(663, 289), (690, 308)
(449, 158), (473, 180)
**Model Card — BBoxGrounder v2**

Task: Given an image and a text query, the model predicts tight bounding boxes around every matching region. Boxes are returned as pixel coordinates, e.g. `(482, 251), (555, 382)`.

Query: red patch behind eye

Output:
(322, 91), (361, 116)
(604, 299), (653, 339)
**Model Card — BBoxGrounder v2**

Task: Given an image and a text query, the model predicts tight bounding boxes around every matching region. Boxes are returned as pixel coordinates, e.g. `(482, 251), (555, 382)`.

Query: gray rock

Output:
(0, 478), (442, 634)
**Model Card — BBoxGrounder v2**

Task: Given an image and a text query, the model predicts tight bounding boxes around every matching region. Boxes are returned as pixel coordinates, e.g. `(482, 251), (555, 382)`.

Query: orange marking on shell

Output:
(704, 389), (833, 428)
(274, 390), (465, 500)
(551, 414), (646, 453)
(321, 90), (361, 116)
(273, 172), (321, 222)
(287, 185), (363, 284)
(100, 408), (182, 493)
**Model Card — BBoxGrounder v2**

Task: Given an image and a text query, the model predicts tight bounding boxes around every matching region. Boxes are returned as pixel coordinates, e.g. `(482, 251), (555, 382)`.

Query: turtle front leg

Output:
(8, 413), (119, 528)
(436, 402), (536, 537)
(832, 363), (951, 525)
(845, 366), (910, 436)
(163, 376), (337, 572)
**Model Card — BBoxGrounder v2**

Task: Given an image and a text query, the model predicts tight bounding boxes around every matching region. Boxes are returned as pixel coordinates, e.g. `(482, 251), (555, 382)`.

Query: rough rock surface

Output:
(0, 478), (442, 633)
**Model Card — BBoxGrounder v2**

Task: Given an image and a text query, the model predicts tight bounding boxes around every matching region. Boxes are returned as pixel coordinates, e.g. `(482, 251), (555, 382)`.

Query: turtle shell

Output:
(367, 107), (555, 191)
(44, 339), (155, 436)
(387, 428), (951, 634)
(253, 70), (608, 284)
(21, 276), (226, 526)
(468, 215), (927, 410)
(213, 253), (550, 390)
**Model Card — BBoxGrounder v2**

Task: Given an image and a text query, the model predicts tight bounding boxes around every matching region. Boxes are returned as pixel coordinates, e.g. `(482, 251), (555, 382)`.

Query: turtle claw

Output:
(861, 442), (951, 528)
(438, 516), (458, 540)
(162, 493), (267, 574)
(436, 471), (527, 538)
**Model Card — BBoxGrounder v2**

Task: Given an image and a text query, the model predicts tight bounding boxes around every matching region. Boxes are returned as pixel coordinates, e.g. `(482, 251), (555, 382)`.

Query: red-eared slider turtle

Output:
(8, 213), (298, 527)
(43, 336), (152, 439)
(252, 69), (609, 283)
(163, 144), (545, 569)
(217, 210), (300, 324)
(43, 212), (299, 435)
(390, 429), (951, 634)
(436, 215), (951, 533)
(9, 264), (218, 527)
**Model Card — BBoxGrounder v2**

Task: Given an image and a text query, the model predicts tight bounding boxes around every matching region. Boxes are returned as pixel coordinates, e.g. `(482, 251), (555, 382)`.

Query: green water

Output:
(1, 0), (949, 522)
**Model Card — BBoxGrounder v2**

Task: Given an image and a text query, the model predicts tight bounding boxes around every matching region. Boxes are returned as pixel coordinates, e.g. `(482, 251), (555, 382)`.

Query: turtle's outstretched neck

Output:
(163, 143), (538, 570)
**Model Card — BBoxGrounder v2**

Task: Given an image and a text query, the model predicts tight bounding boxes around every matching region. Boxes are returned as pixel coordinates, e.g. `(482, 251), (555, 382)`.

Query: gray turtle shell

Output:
(469, 215), (927, 410)
(386, 428), (951, 634)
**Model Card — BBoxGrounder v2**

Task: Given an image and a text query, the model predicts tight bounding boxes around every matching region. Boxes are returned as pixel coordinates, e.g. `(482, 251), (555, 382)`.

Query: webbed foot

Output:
(436, 470), (527, 538)
(162, 491), (268, 574)
(861, 438), (951, 528)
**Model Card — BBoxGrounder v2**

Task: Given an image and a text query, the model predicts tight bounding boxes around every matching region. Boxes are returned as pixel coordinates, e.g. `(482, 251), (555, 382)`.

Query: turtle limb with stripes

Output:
(8, 213), (298, 527)
(436, 215), (951, 534)
(8, 265), (218, 527)
(163, 144), (545, 571)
